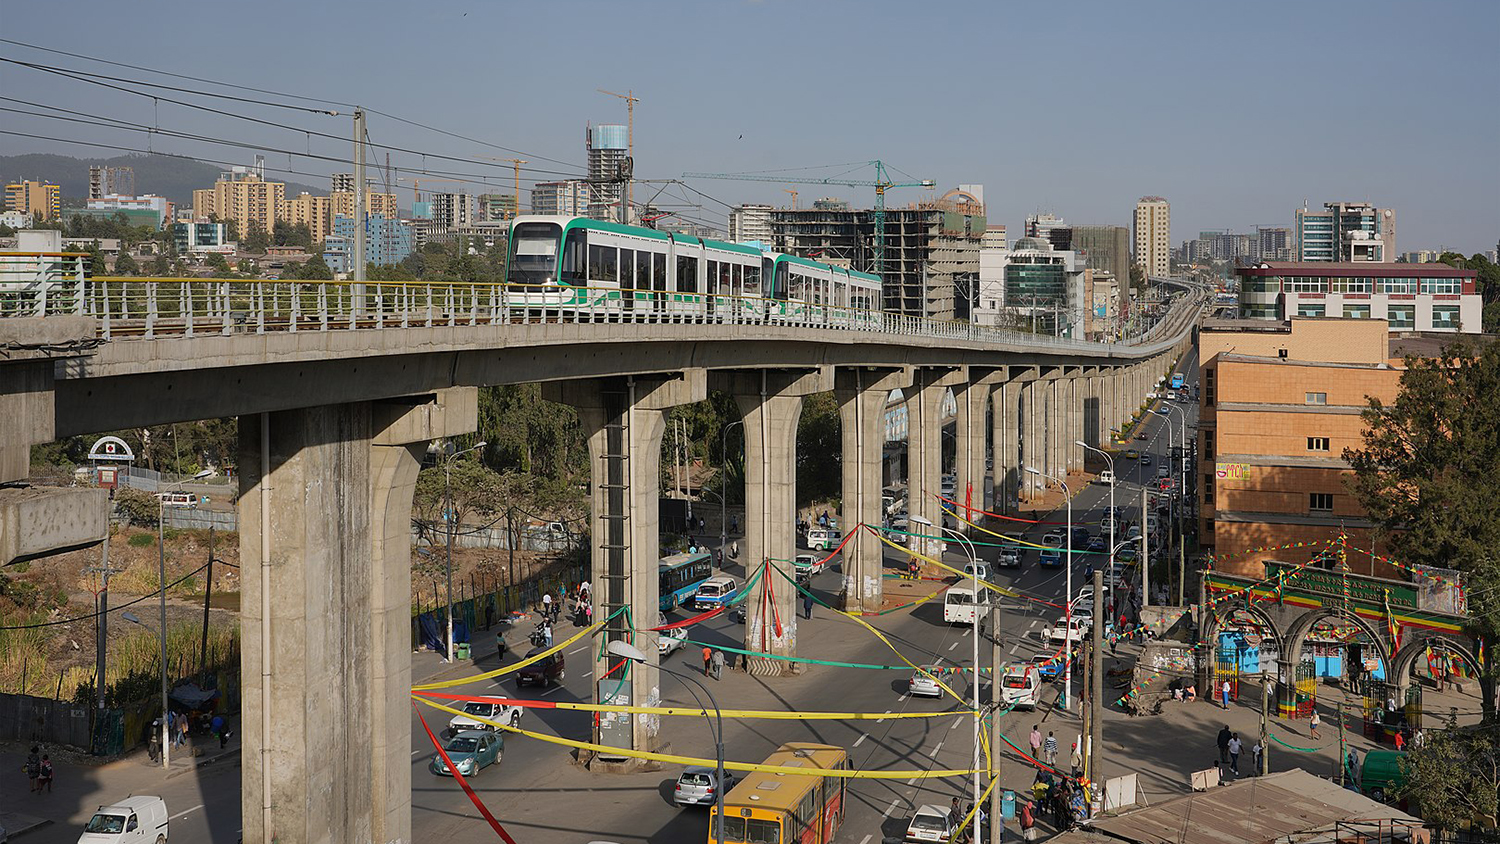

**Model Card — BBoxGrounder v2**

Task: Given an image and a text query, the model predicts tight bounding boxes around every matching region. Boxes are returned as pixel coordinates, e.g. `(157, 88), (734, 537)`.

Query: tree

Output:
(149, 252), (177, 277)
(273, 220), (313, 250)
(796, 391), (842, 507)
(1129, 263), (1146, 291)
(292, 255), (333, 280)
(478, 385), (586, 482)
(1399, 722), (1500, 830)
(113, 252), (140, 276)
(1344, 337), (1500, 719)
(243, 220), (271, 254)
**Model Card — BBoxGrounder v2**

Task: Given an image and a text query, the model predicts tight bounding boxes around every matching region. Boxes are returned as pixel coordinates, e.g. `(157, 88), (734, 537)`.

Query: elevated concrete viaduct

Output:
(2, 291), (1199, 843)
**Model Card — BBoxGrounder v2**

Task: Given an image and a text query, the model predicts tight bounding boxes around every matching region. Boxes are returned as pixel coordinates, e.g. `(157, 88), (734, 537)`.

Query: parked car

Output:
(429, 729), (503, 777)
(446, 697), (522, 735)
(905, 803), (955, 843)
(79, 796), (169, 844)
(658, 626), (688, 657)
(674, 765), (737, 807)
(515, 646), (565, 688)
(1359, 749), (1408, 802)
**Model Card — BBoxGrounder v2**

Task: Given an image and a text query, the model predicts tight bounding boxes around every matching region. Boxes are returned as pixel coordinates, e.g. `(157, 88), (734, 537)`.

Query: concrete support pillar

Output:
(991, 377), (1022, 514)
(1044, 375), (1063, 482)
(549, 372), (705, 764)
(907, 367), (964, 532)
(1019, 379), (1041, 501)
(722, 369), (828, 672)
(1063, 374), (1082, 472)
(954, 378), (989, 524)
(240, 388), (476, 844)
(837, 367), (910, 613)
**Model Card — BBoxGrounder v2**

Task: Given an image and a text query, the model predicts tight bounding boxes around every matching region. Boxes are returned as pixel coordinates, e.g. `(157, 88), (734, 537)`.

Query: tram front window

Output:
(508, 222), (561, 288)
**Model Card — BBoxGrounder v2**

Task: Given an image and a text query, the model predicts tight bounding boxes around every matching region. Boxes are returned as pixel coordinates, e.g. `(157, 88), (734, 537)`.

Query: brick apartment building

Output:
(1197, 318), (1421, 578)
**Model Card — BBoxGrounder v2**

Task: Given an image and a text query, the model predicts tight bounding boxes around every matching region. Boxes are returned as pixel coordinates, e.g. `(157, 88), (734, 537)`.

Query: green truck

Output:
(1359, 749), (1407, 802)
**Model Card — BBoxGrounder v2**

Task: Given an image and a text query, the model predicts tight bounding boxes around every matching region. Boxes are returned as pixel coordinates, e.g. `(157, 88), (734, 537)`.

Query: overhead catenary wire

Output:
(0, 56), (586, 180)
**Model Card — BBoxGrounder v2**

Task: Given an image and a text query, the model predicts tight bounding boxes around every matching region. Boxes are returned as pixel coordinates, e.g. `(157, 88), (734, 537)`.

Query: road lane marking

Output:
(898, 694), (908, 703)
(860, 835), (873, 844)
(568, 647), (586, 655)
(169, 805), (204, 821)
(541, 685), (564, 696)
(411, 749), (425, 758)
(883, 799), (900, 818)
(948, 642), (958, 651)
(934, 740), (944, 754)
(853, 733), (868, 748)
(1010, 644), (1020, 655)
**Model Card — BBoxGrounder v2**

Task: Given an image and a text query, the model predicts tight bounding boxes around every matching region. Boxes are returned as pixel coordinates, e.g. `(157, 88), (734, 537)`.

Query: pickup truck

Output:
(1042, 617), (1090, 645)
(446, 696), (523, 735)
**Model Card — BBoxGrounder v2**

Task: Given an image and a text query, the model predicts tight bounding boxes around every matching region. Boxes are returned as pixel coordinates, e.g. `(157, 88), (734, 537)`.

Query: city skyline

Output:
(0, 0), (1496, 253)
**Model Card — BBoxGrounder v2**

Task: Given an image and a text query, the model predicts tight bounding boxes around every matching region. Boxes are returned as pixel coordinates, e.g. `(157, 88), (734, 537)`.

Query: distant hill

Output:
(0, 153), (327, 206)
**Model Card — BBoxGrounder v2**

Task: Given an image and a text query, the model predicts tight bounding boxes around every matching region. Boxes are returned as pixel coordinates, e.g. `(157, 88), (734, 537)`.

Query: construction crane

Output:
(597, 88), (639, 217)
(784, 188), (798, 210)
(683, 160), (934, 280)
(475, 156), (530, 218)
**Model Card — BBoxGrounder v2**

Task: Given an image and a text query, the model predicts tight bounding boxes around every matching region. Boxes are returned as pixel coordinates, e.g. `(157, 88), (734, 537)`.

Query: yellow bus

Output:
(710, 742), (850, 844)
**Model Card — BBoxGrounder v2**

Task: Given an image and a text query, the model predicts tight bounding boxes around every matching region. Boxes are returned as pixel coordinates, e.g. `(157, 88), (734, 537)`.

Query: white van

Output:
(79, 796), (168, 844)
(943, 586), (990, 626)
(1000, 664), (1040, 710)
(805, 528), (841, 551)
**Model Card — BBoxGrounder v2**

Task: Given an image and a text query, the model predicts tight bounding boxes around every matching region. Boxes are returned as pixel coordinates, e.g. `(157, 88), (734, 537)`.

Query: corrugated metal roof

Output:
(1077, 770), (1422, 844)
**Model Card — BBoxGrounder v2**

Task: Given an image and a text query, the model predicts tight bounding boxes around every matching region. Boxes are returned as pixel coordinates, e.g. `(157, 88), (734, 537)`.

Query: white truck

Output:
(999, 663), (1041, 710)
(943, 586), (991, 631)
(446, 696), (524, 735)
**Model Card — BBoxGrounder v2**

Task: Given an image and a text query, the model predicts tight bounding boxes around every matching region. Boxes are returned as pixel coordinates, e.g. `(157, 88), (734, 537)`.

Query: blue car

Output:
(1086, 536), (1107, 553)
(1028, 654), (1062, 682)
(1039, 549), (1062, 567)
(430, 729), (503, 777)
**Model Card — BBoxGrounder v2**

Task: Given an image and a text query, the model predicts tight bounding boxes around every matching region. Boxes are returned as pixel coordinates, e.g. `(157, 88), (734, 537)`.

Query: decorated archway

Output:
(1278, 607), (1391, 719)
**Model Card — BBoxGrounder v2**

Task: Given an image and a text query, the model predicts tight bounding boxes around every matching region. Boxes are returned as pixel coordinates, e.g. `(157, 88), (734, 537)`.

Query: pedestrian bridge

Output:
(1, 274), (1203, 843)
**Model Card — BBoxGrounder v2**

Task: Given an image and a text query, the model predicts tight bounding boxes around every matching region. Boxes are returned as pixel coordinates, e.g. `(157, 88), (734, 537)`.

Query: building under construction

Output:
(770, 188), (985, 320)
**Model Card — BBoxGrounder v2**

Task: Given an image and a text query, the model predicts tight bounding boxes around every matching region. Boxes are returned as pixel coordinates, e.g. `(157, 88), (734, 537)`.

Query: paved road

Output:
(16, 352), (1206, 844)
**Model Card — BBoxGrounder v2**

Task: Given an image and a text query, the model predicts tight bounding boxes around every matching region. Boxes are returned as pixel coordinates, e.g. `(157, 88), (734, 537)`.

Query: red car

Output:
(1158, 478), (1177, 491)
(516, 646), (566, 688)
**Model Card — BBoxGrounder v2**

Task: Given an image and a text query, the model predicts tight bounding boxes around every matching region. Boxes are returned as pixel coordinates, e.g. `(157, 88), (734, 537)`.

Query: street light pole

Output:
(1163, 404), (1189, 606)
(609, 640), (725, 844)
(442, 441), (487, 663)
(941, 523), (982, 819)
(157, 498), (168, 770)
(1077, 441), (1116, 607)
(1028, 466), (1072, 711)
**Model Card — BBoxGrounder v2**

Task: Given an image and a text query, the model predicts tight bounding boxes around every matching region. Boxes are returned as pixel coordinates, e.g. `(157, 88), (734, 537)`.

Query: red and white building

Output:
(1235, 261), (1481, 333)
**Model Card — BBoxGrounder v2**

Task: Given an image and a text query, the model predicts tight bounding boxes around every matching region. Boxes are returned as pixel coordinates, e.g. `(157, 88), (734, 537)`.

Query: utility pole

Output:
(199, 524), (214, 679)
(352, 108), (366, 313)
(1337, 700), (1347, 784)
(989, 586), (1002, 844)
(1090, 568), (1104, 782)
(1141, 486), (1150, 608)
(1259, 676), (1270, 776)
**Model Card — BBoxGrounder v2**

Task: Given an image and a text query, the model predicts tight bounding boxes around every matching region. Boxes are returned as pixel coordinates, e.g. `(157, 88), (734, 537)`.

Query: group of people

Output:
(24, 746), (53, 793)
(1215, 725), (1262, 776)
(701, 646), (728, 680)
(1027, 770), (1091, 833)
(947, 796), (988, 842)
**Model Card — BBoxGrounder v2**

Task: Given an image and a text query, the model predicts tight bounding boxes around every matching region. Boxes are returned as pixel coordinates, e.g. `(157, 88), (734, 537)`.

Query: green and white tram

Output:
(505, 215), (881, 327)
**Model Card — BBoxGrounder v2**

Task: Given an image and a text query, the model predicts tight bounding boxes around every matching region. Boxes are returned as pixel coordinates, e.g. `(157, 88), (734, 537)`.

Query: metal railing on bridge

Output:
(3, 275), (1200, 353)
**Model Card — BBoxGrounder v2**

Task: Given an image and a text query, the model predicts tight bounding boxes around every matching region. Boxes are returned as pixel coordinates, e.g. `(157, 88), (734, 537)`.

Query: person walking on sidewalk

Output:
(1217, 725), (1232, 763)
(803, 592), (814, 620)
(1043, 731), (1059, 767)
(37, 755), (52, 793)
(702, 646), (713, 677)
(711, 648), (725, 680)
(1221, 680), (1232, 709)
(1030, 725), (1043, 760)
(1070, 740), (1083, 778)
(211, 714), (231, 749)
(1309, 709), (1321, 739)
(1227, 733), (1242, 775)
(1252, 740), (1264, 775)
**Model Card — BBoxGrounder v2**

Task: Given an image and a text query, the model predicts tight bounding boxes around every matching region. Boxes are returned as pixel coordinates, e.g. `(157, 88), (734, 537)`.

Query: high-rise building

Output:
(586, 123), (629, 221)
(1254, 226), (1294, 262)
(280, 193), (332, 239)
(1295, 202), (1395, 262)
(192, 170), (285, 235)
(728, 204), (775, 245)
(5, 180), (61, 221)
(88, 165), (134, 200)
(173, 221), (231, 253)
(330, 173), (356, 194)
(327, 213), (414, 271)
(73, 194), (173, 229)
(477, 194), (517, 222)
(531, 180), (591, 216)
(429, 193), (472, 232)
(330, 190), (399, 224)
(1070, 224), (1132, 317)
(1000, 236), (1087, 337)
(1133, 197), (1171, 278)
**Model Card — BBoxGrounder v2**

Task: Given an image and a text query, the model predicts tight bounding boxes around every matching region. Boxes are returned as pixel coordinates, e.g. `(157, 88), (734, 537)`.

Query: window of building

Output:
(1204, 369), (1216, 407)
(1297, 303), (1326, 318)
(1387, 304), (1415, 329)
(1432, 305), (1461, 330)
(1203, 478), (1214, 505)
(1309, 493), (1334, 513)
(1421, 277), (1461, 295)
(1305, 392), (1327, 405)
(1379, 278), (1418, 295)
(1307, 436), (1330, 452)
(1343, 303), (1371, 319)
(1203, 430), (1215, 460)
(1287, 276), (1326, 293)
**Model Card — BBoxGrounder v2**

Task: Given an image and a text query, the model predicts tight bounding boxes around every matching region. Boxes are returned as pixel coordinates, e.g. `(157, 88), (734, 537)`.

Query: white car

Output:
(1043, 617), (1090, 645)
(962, 562), (991, 583)
(1041, 530), (1065, 547)
(657, 626), (688, 657)
(905, 803), (955, 842)
(908, 664), (944, 697)
(446, 697), (523, 734)
(794, 554), (823, 577)
(1157, 465), (1170, 479)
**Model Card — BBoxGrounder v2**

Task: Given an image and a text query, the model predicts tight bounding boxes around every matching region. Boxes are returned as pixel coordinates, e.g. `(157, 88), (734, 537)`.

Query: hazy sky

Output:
(2, 0), (1496, 253)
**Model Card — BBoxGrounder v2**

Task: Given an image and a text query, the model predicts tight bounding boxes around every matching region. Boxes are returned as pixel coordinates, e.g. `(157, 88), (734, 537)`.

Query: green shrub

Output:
(127, 533), (155, 548)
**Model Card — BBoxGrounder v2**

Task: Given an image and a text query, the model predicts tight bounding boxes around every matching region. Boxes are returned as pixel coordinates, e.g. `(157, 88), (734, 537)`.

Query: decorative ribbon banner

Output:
(413, 610), (618, 691)
(414, 688), (977, 721)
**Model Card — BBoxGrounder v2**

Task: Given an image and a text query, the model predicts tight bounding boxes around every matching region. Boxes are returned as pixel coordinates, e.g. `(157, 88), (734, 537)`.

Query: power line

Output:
(1, 38), (582, 170)
(0, 557), (235, 631)
(0, 56), (586, 180)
